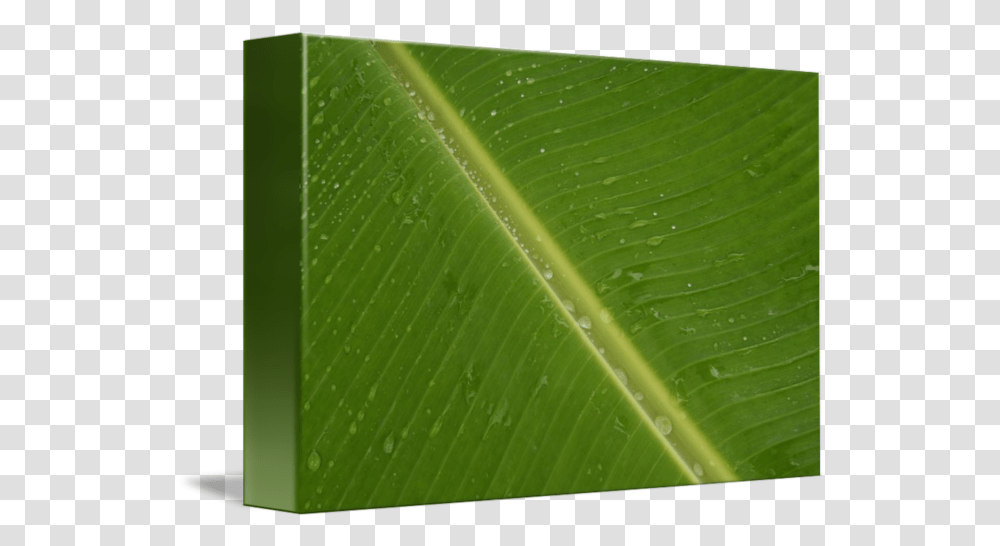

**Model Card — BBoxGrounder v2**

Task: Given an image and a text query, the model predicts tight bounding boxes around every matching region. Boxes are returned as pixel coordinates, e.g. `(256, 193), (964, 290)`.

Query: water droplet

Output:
(693, 463), (704, 477)
(600, 308), (612, 324)
(383, 98), (392, 106)
(654, 416), (672, 435)
(578, 316), (592, 329)
(646, 236), (665, 247)
(564, 300), (576, 313)
(634, 391), (644, 401)
(383, 433), (395, 454)
(430, 418), (443, 438)
(307, 450), (321, 471)
(540, 148), (545, 153)
(349, 422), (357, 434)
(614, 368), (628, 386)
(368, 384), (378, 401)
(710, 366), (720, 378)
(543, 268), (553, 279)
(490, 109), (497, 116)
(374, 244), (382, 252)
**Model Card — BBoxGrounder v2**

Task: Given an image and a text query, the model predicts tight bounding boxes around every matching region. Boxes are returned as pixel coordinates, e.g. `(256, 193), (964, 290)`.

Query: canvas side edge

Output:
(243, 33), (304, 513)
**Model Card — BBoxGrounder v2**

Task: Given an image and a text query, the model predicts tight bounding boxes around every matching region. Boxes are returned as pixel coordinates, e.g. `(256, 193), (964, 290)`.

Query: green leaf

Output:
(244, 34), (819, 513)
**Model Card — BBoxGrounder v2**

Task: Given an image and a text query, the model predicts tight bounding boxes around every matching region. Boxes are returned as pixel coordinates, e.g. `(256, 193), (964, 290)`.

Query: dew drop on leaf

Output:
(543, 268), (553, 280)
(654, 416), (672, 436)
(307, 450), (321, 471)
(578, 316), (592, 329)
(383, 433), (395, 454)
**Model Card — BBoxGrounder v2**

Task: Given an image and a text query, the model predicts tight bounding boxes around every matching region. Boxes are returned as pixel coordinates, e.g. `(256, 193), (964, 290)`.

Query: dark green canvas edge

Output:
(243, 33), (304, 512)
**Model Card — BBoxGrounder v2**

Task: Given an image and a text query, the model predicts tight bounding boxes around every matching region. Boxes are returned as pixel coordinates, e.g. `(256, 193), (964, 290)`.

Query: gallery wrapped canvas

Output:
(244, 34), (819, 513)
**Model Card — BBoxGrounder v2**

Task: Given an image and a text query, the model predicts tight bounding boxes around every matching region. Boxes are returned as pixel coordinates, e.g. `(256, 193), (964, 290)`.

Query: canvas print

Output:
(244, 34), (819, 513)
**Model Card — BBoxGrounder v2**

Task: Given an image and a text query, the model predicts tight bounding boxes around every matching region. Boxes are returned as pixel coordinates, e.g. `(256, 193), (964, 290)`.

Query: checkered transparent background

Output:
(1, 0), (998, 544)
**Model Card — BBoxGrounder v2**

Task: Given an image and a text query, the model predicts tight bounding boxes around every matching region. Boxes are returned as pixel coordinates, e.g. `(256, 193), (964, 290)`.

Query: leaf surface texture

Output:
(296, 36), (819, 512)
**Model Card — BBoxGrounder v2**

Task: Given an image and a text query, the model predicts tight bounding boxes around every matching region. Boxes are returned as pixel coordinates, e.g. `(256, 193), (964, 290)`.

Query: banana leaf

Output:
(244, 34), (819, 513)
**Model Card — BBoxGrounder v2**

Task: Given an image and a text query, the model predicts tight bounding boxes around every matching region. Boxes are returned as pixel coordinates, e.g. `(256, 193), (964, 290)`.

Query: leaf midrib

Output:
(372, 40), (742, 484)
